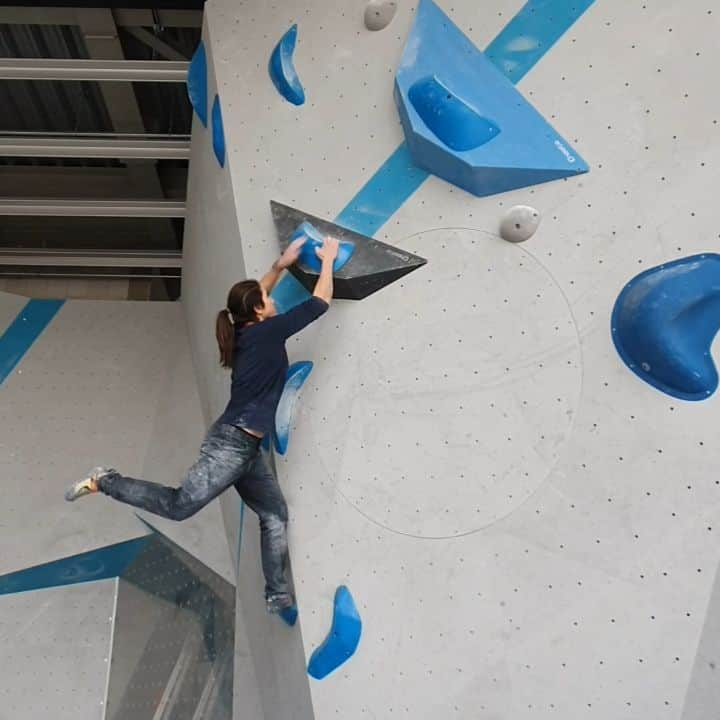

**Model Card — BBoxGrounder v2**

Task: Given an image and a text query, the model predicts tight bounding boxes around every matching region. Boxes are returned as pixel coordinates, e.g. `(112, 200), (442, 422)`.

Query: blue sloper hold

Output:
(292, 221), (354, 273)
(211, 95), (225, 168)
(407, 75), (501, 151)
(611, 254), (720, 401)
(269, 24), (305, 106)
(394, 0), (588, 197)
(308, 586), (362, 680)
(187, 41), (208, 127)
(0, 536), (149, 595)
(274, 360), (314, 455)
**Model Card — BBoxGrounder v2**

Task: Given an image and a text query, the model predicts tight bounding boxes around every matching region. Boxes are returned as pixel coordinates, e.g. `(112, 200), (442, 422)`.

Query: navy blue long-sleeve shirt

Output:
(217, 296), (328, 434)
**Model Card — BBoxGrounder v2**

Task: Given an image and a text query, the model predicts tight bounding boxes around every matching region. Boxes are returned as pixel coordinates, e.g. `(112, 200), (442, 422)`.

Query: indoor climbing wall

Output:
(180, 0), (720, 717)
(0, 295), (246, 718)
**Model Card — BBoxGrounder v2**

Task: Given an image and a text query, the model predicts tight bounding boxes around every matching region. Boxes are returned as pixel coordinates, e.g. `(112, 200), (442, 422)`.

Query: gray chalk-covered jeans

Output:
(98, 420), (290, 599)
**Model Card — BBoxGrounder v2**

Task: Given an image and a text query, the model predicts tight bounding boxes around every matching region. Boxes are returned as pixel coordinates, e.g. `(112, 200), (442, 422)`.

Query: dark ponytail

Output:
(216, 279), (264, 368)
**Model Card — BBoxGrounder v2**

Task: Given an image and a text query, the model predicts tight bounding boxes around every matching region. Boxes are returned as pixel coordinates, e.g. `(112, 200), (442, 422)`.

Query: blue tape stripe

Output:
(272, 0), (594, 311)
(484, 0), (596, 83)
(0, 536), (149, 595)
(272, 272), (309, 314)
(334, 143), (429, 236)
(0, 299), (64, 386)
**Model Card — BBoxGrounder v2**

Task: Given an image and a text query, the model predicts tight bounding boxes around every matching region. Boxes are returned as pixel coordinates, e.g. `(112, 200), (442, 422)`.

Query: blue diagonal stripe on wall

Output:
(272, 0), (596, 312)
(484, 0), (596, 84)
(0, 299), (64, 386)
(0, 536), (150, 595)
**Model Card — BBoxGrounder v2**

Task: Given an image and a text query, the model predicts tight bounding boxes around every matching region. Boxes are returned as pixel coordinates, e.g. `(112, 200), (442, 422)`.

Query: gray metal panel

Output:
(682, 560), (720, 719)
(0, 580), (115, 720)
(106, 534), (235, 720)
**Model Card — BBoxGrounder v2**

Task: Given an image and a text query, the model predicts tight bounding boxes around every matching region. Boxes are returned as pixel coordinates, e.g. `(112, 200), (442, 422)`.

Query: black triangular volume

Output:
(270, 200), (427, 300)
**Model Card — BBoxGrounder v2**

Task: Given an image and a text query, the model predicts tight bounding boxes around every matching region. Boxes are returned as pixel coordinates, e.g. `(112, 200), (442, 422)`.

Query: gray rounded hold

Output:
(364, 1), (397, 31)
(499, 205), (541, 243)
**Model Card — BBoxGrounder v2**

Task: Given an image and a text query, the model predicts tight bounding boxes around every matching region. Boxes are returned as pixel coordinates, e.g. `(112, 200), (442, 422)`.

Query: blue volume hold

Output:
(611, 254), (720, 401)
(187, 41), (208, 127)
(292, 221), (354, 273)
(274, 360), (314, 455)
(407, 75), (501, 151)
(308, 586), (362, 680)
(211, 95), (226, 167)
(394, 0), (588, 198)
(269, 24), (305, 106)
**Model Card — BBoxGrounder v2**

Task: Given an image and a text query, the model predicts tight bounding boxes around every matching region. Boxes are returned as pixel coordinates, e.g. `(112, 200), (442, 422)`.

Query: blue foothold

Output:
(187, 41), (208, 127)
(307, 586), (362, 680)
(269, 24), (306, 106)
(211, 95), (226, 168)
(280, 605), (298, 627)
(273, 360), (314, 455)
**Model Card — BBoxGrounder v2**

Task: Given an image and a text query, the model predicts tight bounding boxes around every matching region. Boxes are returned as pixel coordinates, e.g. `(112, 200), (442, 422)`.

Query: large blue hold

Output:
(308, 586), (362, 680)
(292, 221), (354, 273)
(269, 24), (305, 106)
(187, 41), (208, 127)
(612, 254), (720, 401)
(394, 0), (588, 197)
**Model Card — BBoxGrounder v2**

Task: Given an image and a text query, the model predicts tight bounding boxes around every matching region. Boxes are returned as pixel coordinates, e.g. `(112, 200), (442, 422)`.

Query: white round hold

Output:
(364, 0), (398, 31)
(296, 228), (582, 539)
(500, 205), (541, 243)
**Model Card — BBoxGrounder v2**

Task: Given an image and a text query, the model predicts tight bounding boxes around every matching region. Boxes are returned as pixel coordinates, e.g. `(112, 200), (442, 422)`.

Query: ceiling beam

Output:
(0, 136), (190, 159)
(75, 8), (179, 243)
(0, 270), (181, 280)
(122, 26), (189, 61)
(0, 7), (202, 27)
(0, 1), (203, 9)
(115, 9), (202, 28)
(0, 249), (182, 268)
(0, 198), (186, 217)
(0, 58), (188, 81)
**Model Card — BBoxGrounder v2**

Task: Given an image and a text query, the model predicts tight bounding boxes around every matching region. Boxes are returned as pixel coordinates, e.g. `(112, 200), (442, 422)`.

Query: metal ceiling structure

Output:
(0, 3), (204, 300)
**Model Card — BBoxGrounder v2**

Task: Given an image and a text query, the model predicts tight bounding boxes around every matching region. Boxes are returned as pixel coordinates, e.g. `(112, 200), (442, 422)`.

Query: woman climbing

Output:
(65, 234), (339, 615)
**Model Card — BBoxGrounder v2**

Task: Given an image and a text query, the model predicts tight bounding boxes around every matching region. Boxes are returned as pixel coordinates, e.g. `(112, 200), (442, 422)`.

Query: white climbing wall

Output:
(180, 0), (720, 717)
(0, 298), (236, 717)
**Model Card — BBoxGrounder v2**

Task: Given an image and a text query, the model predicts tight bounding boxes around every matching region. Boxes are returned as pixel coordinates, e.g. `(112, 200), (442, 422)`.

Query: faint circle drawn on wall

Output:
(307, 228), (583, 539)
